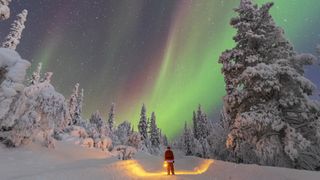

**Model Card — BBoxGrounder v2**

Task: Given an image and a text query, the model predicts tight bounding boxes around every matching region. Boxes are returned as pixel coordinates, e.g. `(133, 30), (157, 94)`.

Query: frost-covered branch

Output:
(2, 9), (28, 50)
(30, 63), (42, 85)
(0, 0), (11, 21)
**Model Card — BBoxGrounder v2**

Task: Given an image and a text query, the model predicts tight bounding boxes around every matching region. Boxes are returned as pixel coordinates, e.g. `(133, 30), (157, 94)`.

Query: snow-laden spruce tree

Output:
(89, 110), (107, 137)
(74, 88), (85, 126)
(68, 83), (82, 125)
(149, 112), (160, 154)
(193, 105), (210, 140)
(183, 122), (193, 155)
(2, 9), (28, 50)
(107, 103), (115, 132)
(199, 112), (210, 140)
(196, 105), (202, 136)
(192, 111), (199, 139)
(219, 0), (320, 170)
(0, 0), (11, 21)
(138, 104), (148, 140)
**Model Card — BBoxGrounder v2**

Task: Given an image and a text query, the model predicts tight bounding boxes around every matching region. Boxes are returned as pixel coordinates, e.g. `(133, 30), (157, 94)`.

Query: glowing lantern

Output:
(163, 161), (168, 168)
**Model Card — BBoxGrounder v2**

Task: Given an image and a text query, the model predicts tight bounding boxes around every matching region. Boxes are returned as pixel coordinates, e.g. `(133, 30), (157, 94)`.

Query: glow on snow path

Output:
(114, 159), (214, 177)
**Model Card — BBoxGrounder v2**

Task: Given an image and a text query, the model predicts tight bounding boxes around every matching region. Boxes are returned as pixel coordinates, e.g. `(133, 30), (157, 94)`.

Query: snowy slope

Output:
(0, 141), (319, 180)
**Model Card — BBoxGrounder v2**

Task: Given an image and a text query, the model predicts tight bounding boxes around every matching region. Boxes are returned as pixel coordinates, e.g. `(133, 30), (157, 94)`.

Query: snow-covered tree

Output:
(68, 83), (80, 125)
(29, 63), (42, 85)
(2, 9), (28, 50)
(90, 111), (103, 127)
(206, 107), (232, 160)
(43, 72), (52, 83)
(0, 71), (69, 148)
(191, 137), (203, 157)
(0, 7), (69, 149)
(89, 110), (104, 135)
(78, 89), (84, 115)
(107, 103), (115, 132)
(183, 122), (193, 155)
(138, 104), (148, 140)
(193, 105), (210, 140)
(0, 0), (11, 21)
(219, 0), (320, 170)
(199, 138), (210, 158)
(127, 132), (142, 150)
(114, 121), (131, 145)
(198, 111), (210, 140)
(74, 88), (84, 125)
(192, 111), (199, 139)
(149, 112), (160, 149)
(0, 48), (30, 121)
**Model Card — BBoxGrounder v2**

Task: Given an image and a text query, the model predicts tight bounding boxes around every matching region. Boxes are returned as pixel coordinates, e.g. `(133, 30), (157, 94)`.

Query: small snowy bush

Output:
(101, 136), (112, 151)
(69, 126), (88, 138)
(114, 145), (137, 160)
(126, 132), (142, 150)
(81, 138), (94, 148)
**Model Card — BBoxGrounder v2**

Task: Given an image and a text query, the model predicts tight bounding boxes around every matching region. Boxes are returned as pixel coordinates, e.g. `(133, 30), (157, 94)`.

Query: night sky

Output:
(1, 0), (320, 138)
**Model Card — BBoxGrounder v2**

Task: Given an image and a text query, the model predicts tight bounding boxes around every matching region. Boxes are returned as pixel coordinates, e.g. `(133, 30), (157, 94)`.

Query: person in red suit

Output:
(164, 146), (175, 175)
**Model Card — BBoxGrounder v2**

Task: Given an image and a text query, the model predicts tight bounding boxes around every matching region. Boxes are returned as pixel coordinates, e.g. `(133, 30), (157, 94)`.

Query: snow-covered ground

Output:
(0, 141), (319, 180)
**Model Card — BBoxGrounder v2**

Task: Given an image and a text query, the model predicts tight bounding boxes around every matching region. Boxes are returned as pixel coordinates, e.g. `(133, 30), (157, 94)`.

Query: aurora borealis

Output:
(1, 0), (320, 138)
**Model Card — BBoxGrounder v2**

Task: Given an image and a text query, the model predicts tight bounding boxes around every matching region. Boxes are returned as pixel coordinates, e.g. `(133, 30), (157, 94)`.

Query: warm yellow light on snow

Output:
(175, 159), (213, 175)
(163, 161), (168, 168)
(115, 159), (214, 177)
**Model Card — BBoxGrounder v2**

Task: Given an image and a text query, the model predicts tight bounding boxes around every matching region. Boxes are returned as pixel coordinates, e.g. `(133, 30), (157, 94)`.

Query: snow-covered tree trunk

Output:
(2, 9), (28, 50)
(219, 0), (320, 170)
(0, 0), (11, 21)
